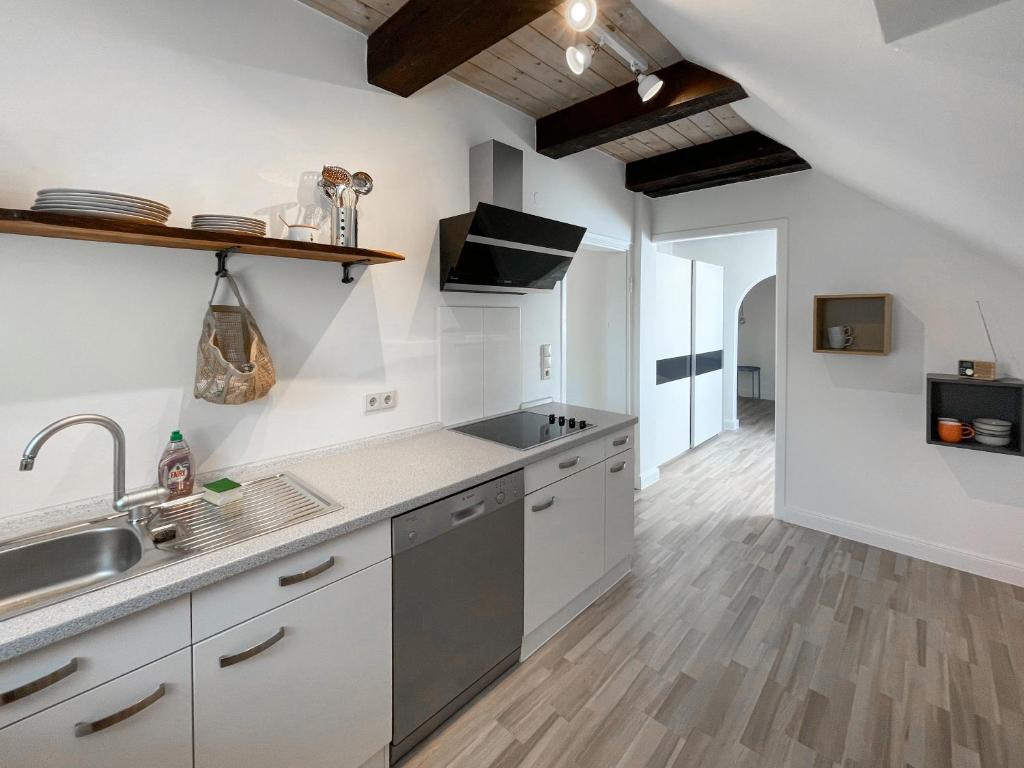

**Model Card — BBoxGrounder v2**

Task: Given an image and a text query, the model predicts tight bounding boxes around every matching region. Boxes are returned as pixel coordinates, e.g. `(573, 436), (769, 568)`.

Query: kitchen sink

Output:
(0, 473), (336, 622)
(0, 526), (144, 618)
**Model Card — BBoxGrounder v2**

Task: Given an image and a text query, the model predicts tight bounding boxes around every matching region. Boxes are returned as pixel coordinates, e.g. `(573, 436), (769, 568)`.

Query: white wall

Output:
(668, 230), (776, 427)
(738, 277), (776, 401)
(0, 0), (633, 520)
(652, 170), (1024, 586)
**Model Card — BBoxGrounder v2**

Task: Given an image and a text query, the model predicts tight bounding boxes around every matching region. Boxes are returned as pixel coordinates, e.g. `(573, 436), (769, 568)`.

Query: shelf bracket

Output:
(215, 247), (240, 277)
(341, 259), (371, 285)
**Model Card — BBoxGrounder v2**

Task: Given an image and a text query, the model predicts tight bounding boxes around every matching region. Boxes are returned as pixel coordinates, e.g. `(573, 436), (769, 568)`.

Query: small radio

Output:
(958, 360), (997, 380)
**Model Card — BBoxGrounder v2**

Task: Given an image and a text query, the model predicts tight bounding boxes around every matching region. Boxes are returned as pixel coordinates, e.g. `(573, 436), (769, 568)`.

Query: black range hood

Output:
(440, 140), (587, 294)
(440, 203), (586, 294)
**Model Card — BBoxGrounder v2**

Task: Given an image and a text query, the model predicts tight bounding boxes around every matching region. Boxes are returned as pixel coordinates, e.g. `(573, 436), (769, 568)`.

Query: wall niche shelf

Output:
(812, 293), (892, 355)
(926, 374), (1024, 457)
(0, 208), (404, 275)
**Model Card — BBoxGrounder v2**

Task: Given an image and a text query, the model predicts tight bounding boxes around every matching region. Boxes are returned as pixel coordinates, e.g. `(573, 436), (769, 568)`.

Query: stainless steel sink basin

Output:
(0, 527), (144, 618)
(0, 473), (336, 622)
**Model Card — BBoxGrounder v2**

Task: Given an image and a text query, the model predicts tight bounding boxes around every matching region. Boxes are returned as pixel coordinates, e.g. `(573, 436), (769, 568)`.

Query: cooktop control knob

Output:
(568, 418), (576, 428)
(548, 413), (556, 424)
(495, 491), (506, 504)
(558, 416), (566, 426)
(579, 419), (587, 429)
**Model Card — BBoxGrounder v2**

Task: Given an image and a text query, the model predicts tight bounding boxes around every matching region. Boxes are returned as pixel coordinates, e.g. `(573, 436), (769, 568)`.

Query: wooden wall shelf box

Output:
(812, 293), (892, 355)
(0, 209), (404, 268)
(926, 374), (1024, 457)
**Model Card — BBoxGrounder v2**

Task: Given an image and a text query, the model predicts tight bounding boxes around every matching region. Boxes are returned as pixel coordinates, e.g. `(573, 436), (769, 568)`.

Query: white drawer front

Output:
(604, 426), (635, 457)
(193, 561), (392, 768)
(192, 520), (390, 641)
(524, 463), (606, 635)
(605, 450), (635, 570)
(524, 437), (606, 495)
(0, 596), (189, 729)
(0, 648), (192, 768)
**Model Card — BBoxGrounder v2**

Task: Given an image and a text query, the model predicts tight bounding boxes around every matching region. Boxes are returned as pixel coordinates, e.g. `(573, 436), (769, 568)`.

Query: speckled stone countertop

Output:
(0, 403), (636, 661)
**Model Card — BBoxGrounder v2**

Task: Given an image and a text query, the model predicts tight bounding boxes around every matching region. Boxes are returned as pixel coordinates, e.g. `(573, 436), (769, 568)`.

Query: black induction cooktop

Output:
(451, 411), (594, 450)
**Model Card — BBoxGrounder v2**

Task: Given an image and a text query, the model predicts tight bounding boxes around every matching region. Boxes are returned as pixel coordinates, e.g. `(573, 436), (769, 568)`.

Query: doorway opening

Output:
(562, 245), (631, 414)
(645, 223), (784, 511)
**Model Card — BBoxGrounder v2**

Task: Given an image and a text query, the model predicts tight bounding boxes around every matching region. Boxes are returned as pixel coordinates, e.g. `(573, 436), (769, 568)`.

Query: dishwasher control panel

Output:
(391, 470), (524, 555)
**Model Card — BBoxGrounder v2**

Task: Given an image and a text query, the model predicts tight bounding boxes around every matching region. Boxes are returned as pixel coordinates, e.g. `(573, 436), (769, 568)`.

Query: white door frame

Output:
(653, 219), (789, 519)
(561, 232), (634, 411)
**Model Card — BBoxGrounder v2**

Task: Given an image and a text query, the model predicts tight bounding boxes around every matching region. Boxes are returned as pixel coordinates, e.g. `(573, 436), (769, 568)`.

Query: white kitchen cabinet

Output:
(191, 520), (389, 641)
(193, 560), (391, 768)
(524, 462), (606, 636)
(0, 596), (190, 729)
(0, 649), (192, 768)
(604, 449), (635, 571)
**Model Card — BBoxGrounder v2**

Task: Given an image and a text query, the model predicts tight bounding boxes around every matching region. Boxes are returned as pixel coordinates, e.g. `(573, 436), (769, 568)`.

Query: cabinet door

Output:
(604, 449), (635, 571)
(193, 561), (392, 768)
(0, 649), (191, 768)
(524, 463), (605, 635)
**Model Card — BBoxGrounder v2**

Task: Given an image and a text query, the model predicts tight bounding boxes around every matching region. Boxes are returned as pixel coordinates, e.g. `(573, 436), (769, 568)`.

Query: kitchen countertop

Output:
(0, 404), (636, 661)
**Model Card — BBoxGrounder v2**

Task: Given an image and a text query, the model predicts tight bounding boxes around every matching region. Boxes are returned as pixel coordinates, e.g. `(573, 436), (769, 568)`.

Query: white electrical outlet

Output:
(366, 390), (397, 413)
(541, 367), (551, 380)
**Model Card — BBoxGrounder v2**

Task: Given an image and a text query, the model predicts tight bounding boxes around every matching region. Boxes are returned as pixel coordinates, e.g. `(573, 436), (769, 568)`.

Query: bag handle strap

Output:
(208, 274), (248, 309)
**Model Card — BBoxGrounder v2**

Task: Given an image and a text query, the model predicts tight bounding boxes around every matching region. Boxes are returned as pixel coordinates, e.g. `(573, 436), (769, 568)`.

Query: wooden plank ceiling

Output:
(300, 0), (753, 162)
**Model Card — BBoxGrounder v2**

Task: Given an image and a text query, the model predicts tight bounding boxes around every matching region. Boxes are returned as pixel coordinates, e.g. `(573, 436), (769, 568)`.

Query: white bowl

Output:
(975, 434), (1012, 447)
(974, 418), (1012, 429)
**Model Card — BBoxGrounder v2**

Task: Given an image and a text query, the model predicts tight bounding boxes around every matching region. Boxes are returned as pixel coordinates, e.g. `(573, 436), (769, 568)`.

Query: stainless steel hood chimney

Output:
(440, 140), (587, 294)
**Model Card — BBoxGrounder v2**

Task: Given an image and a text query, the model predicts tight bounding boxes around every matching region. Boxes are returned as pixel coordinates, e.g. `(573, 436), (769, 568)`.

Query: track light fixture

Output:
(563, 25), (663, 103)
(636, 71), (664, 102)
(566, 0), (598, 32)
(566, 43), (596, 75)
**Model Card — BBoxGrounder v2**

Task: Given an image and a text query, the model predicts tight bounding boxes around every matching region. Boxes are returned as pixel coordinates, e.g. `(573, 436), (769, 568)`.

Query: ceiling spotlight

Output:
(636, 72), (663, 102)
(566, 0), (598, 32)
(566, 44), (595, 75)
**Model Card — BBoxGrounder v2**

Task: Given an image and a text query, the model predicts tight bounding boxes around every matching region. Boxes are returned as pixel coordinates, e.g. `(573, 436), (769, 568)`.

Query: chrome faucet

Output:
(20, 414), (170, 524)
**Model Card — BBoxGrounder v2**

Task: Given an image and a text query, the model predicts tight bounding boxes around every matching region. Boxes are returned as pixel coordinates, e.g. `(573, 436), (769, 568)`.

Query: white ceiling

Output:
(634, 0), (1024, 264)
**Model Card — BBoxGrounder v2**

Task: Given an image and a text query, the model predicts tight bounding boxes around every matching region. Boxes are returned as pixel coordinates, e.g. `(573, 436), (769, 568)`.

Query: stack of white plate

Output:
(32, 188), (170, 225)
(973, 417), (1013, 447)
(191, 215), (266, 237)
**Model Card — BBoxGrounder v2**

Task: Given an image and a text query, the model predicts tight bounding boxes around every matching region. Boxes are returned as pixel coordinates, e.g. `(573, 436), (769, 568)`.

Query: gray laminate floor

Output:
(401, 399), (1024, 768)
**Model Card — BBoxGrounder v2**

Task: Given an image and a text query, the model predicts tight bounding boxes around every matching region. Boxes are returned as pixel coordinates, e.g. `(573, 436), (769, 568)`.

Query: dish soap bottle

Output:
(158, 430), (195, 499)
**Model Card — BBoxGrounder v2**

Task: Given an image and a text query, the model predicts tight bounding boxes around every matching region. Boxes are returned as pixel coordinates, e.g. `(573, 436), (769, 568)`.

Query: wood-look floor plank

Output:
(399, 400), (1024, 768)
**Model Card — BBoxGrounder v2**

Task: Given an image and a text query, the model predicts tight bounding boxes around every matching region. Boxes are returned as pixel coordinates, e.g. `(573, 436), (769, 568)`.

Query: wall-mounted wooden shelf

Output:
(0, 208), (404, 267)
(812, 293), (892, 355)
(926, 374), (1024, 457)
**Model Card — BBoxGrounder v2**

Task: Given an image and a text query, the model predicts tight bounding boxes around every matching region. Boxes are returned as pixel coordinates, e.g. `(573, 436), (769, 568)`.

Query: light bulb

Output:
(637, 72), (663, 102)
(566, 0), (597, 32)
(566, 45), (593, 75)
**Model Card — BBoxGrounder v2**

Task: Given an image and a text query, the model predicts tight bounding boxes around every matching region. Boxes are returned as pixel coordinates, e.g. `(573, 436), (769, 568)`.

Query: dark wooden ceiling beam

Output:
(536, 60), (746, 158)
(625, 131), (810, 197)
(367, 0), (564, 97)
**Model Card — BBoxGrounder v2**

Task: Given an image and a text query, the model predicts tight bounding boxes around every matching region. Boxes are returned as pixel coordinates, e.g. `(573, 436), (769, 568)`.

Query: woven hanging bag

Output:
(194, 274), (276, 405)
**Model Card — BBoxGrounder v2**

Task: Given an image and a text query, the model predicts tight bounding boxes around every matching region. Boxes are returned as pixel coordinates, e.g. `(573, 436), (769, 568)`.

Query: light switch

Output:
(540, 344), (552, 357)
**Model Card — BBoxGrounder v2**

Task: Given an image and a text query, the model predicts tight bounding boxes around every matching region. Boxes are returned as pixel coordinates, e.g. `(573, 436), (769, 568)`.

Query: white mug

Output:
(827, 325), (854, 349)
(284, 224), (318, 243)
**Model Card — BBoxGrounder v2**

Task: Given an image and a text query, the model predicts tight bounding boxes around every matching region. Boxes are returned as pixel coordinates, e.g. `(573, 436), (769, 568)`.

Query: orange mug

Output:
(937, 418), (975, 443)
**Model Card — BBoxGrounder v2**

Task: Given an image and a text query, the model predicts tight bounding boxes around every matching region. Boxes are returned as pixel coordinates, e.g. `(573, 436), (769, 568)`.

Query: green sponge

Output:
(203, 478), (243, 505)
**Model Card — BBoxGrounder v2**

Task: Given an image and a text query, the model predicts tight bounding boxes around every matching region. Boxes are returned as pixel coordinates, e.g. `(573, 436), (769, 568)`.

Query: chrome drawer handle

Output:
(612, 436), (629, 447)
(219, 627), (286, 668)
(558, 456), (580, 470)
(74, 683), (165, 737)
(610, 461), (627, 473)
(531, 497), (556, 513)
(278, 556), (335, 587)
(1, 657), (79, 706)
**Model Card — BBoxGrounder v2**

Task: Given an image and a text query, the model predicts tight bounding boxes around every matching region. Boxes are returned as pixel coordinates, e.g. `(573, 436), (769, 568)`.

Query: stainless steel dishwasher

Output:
(391, 470), (524, 763)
